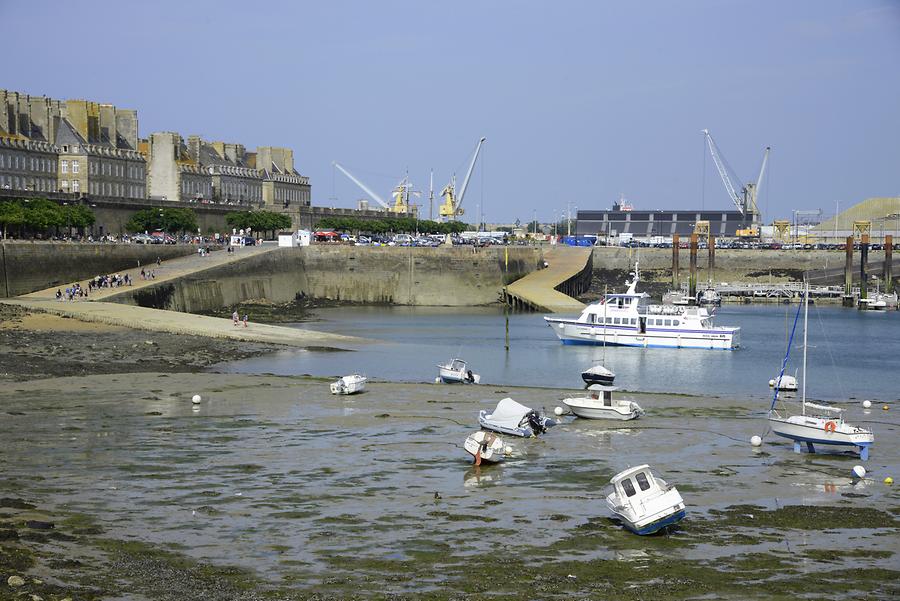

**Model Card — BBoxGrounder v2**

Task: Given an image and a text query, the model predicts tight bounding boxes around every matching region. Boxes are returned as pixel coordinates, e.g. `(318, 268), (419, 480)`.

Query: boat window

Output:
(636, 472), (651, 491)
(664, 319), (672, 326)
(589, 313), (595, 323)
(622, 478), (637, 497)
(630, 318), (637, 325)
(613, 317), (621, 325)
(604, 391), (612, 406)
(673, 320), (679, 326)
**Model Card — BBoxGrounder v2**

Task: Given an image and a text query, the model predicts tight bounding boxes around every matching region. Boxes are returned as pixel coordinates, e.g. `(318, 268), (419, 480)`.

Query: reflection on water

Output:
(220, 304), (900, 401)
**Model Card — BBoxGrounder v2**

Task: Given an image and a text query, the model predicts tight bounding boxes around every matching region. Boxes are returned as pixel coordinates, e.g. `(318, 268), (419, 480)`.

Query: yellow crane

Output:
(439, 137), (486, 220)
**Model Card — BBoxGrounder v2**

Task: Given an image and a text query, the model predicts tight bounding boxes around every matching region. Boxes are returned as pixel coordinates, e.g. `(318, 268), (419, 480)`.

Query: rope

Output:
(770, 294), (803, 411)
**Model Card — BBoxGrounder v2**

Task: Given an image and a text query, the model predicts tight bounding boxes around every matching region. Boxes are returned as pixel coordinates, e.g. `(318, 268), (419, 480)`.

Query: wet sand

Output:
(1, 370), (898, 600)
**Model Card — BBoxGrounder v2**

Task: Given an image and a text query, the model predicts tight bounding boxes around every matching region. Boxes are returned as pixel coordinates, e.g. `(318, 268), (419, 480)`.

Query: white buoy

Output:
(768, 379), (775, 387)
(554, 406), (564, 416)
(750, 435), (762, 447)
(863, 400), (872, 409)
(191, 394), (202, 404)
(504, 446), (513, 455)
(434, 377), (441, 383)
(852, 465), (866, 479)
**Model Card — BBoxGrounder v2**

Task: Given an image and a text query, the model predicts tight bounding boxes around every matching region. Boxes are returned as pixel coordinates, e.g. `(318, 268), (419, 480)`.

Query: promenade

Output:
(504, 246), (591, 313)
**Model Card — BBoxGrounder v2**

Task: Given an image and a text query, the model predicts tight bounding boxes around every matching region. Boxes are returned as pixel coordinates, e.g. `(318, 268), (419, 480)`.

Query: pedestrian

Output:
(55, 289), (62, 301)
(140, 268), (145, 280)
(156, 256), (161, 267)
(243, 314), (249, 328)
(232, 310), (239, 327)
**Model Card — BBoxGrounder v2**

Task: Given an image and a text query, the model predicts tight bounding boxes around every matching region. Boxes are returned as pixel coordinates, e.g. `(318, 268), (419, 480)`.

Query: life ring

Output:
(824, 421), (837, 433)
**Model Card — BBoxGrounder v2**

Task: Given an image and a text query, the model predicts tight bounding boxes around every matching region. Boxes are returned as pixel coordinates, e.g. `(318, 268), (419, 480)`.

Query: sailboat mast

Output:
(801, 280), (809, 416)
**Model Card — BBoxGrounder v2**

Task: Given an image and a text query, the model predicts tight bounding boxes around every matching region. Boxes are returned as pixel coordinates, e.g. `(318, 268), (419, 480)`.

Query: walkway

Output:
(503, 246), (592, 313)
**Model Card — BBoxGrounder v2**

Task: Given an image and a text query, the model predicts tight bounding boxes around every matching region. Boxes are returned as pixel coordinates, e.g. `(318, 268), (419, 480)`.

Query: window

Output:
(636, 472), (651, 491)
(61, 160), (69, 173)
(673, 320), (680, 326)
(622, 479), (637, 497)
(61, 180), (69, 189)
(72, 161), (79, 174)
(664, 319), (672, 327)
(72, 180), (79, 193)
(613, 317), (621, 325)
(62, 145), (69, 152)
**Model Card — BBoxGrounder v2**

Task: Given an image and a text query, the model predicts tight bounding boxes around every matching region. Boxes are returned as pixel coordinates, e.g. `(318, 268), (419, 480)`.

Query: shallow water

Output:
(221, 304), (900, 402)
(1, 373), (897, 596)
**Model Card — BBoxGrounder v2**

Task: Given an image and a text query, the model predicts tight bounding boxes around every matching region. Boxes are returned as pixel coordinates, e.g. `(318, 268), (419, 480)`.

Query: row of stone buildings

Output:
(0, 88), (310, 210)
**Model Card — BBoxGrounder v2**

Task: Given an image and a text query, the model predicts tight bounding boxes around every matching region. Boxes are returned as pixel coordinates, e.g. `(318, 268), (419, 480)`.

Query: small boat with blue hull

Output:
(606, 464), (686, 535)
(544, 263), (740, 350)
(478, 397), (555, 438)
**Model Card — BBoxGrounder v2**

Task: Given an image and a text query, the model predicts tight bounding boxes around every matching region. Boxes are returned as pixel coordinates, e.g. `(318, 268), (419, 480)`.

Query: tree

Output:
(226, 210), (292, 239)
(126, 207), (198, 234)
(62, 204), (96, 232)
(23, 198), (64, 234)
(0, 201), (25, 239)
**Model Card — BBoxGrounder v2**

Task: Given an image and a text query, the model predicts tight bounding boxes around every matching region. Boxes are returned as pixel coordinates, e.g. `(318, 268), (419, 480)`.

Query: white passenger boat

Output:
(562, 385), (644, 420)
(478, 398), (555, 438)
(545, 263), (740, 350)
(463, 431), (506, 465)
(330, 374), (367, 395)
(767, 283), (874, 459)
(606, 465), (686, 535)
(437, 358), (481, 384)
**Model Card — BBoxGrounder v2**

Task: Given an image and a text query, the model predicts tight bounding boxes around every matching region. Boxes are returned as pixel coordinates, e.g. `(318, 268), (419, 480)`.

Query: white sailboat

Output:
(767, 282), (874, 459)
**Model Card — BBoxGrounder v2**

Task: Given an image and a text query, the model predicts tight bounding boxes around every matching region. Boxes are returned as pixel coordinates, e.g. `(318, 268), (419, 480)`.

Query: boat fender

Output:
(824, 421), (837, 433)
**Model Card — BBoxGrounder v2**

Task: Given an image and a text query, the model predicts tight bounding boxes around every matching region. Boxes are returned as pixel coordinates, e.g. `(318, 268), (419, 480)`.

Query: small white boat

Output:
(662, 290), (692, 306)
(768, 282), (874, 459)
(330, 374), (367, 395)
(697, 284), (721, 307)
(463, 431), (506, 465)
(581, 364), (615, 386)
(606, 465), (686, 535)
(478, 397), (555, 438)
(437, 358), (481, 384)
(562, 385), (644, 420)
(769, 372), (798, 392)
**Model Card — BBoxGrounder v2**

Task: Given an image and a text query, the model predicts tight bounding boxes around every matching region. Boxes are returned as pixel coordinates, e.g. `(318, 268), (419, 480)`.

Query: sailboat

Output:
(767, 282), (874, 459)
(581, 285), (616, 386)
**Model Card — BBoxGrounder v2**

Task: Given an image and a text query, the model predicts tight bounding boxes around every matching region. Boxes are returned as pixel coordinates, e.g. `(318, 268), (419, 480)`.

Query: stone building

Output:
(145, 132), (212, 201)
(256, 146), (311, 208)
(0, 90), (145, 199)
(190, 139), (264, 205)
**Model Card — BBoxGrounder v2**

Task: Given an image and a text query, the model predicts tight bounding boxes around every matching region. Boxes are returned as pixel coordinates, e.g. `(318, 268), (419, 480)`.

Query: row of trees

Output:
(0, 199), (96, 238)
(315, 216), (470, 235)
(125, 207), (199, 234)
(225, 210), (292, 239)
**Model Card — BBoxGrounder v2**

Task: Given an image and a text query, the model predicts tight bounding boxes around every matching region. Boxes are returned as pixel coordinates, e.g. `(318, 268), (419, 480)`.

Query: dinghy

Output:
(478, 398), (555, 438)
(463, 431), (506, 465)
(606, 464), (686, 535)
(330, 374), (367, 395)
(562, 385), (644, 420)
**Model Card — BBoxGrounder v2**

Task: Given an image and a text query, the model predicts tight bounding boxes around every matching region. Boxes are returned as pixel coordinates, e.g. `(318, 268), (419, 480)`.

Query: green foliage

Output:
(225, 210), (292, 238)
(63, 204), (96, 228)
(314, 216), (469, 235)
(0, 198), (99, 237)
(126, 207), (198, 233)
(23, 198), (65, 231)
(0, 200), (26, 236)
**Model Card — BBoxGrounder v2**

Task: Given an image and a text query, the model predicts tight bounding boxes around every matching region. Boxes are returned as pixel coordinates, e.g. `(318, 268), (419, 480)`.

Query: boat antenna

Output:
(769, 288), (803, 412)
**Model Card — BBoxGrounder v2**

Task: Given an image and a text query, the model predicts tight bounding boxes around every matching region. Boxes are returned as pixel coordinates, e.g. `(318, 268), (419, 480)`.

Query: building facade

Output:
(145, 132), (212, 202)
(576, 203), (747, 239)
(257, 146), (310, 208)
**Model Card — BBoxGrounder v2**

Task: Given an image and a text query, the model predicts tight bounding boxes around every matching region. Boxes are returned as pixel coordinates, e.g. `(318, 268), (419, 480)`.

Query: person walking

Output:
(156, 256), (161, 267)
(243, 314), (249, 328)
(232, 310), (239, 327)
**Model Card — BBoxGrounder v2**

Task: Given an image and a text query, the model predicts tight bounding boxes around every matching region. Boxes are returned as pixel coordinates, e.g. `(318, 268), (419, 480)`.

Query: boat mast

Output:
(801, 280), (808, 416)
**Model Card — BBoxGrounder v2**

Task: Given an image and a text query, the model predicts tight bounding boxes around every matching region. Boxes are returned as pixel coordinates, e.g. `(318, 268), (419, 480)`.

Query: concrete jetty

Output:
(503, 246), (592, 313)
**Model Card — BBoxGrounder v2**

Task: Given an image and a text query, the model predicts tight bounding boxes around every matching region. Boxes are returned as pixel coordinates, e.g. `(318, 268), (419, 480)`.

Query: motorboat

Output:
(437, 358), (481, 384)
(769, 371), (798, 392)
(662, 290), (692, 306)
(697, 283), (721, 307)
(478, 398), (555, 438)
(545, 262), (740, 350)
(330, 374), (367, 395)
(606, 464), (686, 535)
(767, 282), (874, 459)
(581, 364), (615, 386)
(562, 385), (644, 420)
(463, 431), (507, 465)
(858, 290), (897, 310)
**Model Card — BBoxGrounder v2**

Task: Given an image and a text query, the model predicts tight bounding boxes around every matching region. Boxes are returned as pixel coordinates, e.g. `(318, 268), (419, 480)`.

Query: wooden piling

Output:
(709, 234), (715, 272)
(689, 233), (698, 299)
(844, 235), (854, 304)
(672, 234), (680, 290)
(885, 235), (893, 294)
(860, 234), (869, 300)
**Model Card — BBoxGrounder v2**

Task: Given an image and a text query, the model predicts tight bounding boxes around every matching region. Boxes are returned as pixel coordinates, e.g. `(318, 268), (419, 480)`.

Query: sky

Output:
(2, 0), (899, 224)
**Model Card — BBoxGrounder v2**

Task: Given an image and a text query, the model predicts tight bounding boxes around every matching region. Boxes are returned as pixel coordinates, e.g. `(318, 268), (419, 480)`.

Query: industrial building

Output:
(576, 202), (747, 240)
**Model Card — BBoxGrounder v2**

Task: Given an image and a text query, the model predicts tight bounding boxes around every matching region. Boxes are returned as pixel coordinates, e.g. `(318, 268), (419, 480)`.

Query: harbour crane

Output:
(701, 129), (770, 237)
(439, 137), (486, 220)
(333, 162), (416, 215)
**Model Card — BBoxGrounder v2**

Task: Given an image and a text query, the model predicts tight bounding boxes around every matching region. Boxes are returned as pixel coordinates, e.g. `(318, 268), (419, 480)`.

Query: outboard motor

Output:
(525, 410), (547, 435)
(466, 370), (474, 383)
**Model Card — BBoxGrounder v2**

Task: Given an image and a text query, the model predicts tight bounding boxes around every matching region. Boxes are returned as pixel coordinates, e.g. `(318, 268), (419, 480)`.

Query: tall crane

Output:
(702, 129), (770, 236)
(333, 162), (415, 215)
(439, 137), (486, 220)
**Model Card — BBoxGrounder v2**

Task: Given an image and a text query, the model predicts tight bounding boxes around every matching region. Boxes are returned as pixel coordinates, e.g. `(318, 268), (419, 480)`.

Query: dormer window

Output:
(62, 145), (69, 153)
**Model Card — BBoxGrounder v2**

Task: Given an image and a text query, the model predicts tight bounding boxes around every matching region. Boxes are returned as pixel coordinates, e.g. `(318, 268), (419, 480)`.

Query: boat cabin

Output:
(588, 384), (618, 406)
(610, 464), (662, 501)
(449, 359), (467, 371)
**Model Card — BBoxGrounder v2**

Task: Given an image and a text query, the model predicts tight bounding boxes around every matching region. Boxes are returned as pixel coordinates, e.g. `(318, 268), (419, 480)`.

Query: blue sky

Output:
(2, 0), (898, 223)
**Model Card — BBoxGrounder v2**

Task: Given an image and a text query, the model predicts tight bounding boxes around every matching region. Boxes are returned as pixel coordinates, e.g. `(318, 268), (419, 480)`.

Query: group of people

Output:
(232, 310), (249, 327)
(56, 283), (87, 301)
(90, 273), (132, 290)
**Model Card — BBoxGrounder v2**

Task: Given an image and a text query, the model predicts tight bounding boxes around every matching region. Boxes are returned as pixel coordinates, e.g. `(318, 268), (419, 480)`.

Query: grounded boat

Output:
(769, 372), (798, 392)
(562, 385), (644, 420)
(606, 464), (686, 535)
(581, 364), (615, 386)
(463, 430), (506, 465)
(767, 283), (874, 459)
(330, 374), (367, 395)
(437, 358), (481, 384)
(545, 263), (740, 350)
(478, 398), (555, 438)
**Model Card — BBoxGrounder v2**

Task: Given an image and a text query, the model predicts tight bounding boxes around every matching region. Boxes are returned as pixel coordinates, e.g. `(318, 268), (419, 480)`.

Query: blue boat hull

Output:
(621, 509), (686, 535)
